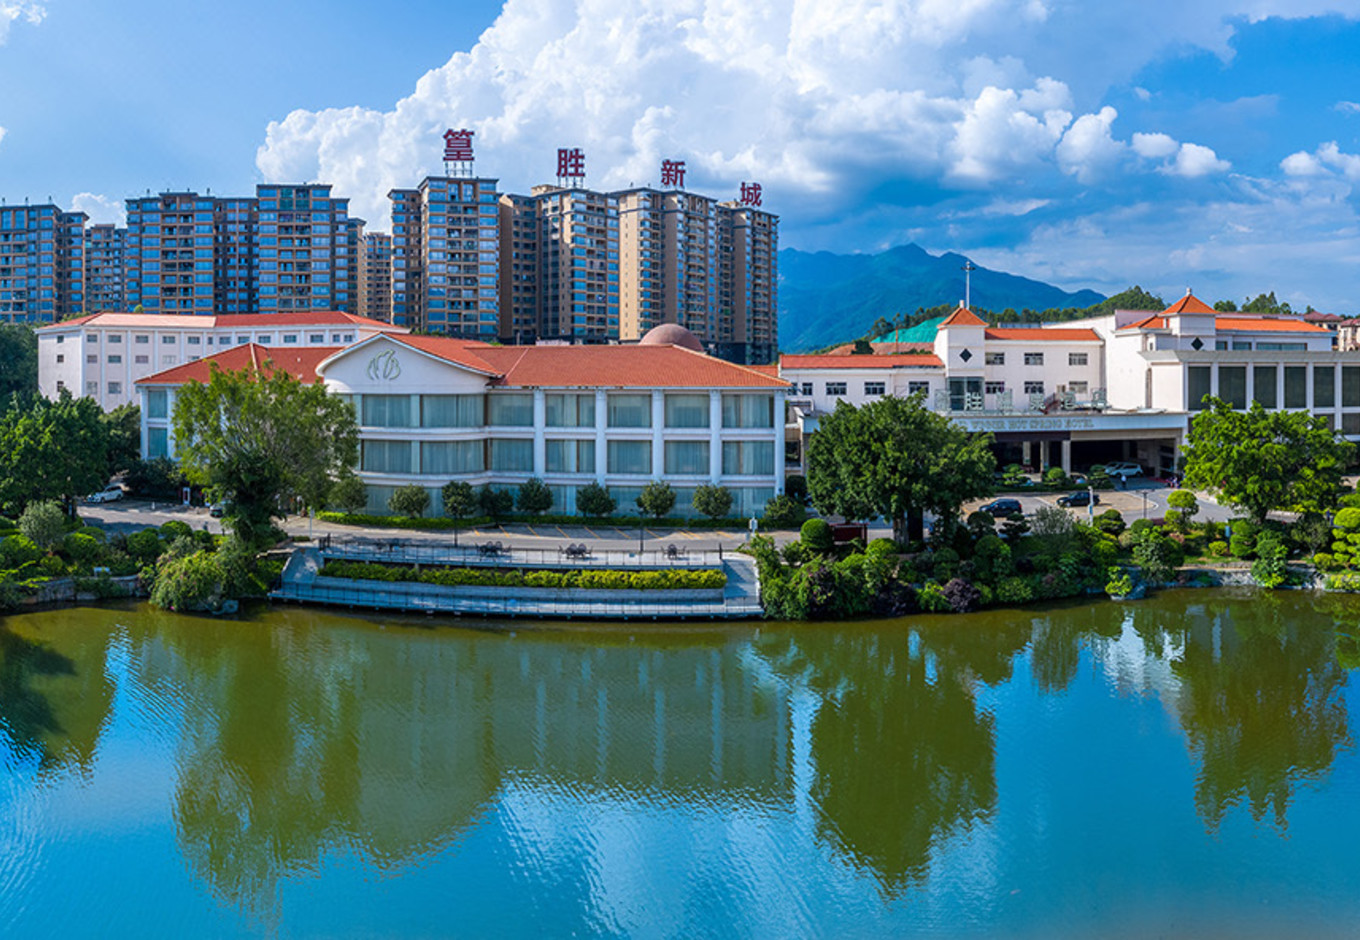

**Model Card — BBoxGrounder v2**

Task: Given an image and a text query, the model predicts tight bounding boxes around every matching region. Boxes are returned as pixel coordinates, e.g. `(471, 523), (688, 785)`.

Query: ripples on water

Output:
(2, 592), (1360, 937)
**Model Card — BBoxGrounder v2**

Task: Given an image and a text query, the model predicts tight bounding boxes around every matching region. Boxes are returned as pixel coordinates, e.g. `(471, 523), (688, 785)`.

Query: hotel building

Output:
(136, 324), (787, 518)
(0, 202), (87, 323)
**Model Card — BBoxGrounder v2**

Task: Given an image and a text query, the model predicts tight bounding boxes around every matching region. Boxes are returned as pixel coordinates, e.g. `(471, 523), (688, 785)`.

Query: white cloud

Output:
(1279, 141), (1360, 182)
(1168, 142), (1230, 177)
(0, 1), (44, 44)
(1335, 100), (1360, 114)
(1131, 132), (1179, 160)
(1056, 106), (1124, 183)
(70, 192), (126, 226)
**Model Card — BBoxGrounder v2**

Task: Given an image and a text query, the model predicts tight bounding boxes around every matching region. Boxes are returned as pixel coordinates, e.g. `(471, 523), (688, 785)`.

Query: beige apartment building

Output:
(718, 202), (779, 365)
(616, 187), (720, 348)
(355, 227), (393, 323)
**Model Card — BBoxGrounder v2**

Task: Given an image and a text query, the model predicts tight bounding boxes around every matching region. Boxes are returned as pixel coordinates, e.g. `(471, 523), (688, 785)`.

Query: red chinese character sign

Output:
(739, 182), (763, 207)
(661, 160), (686, 188)
(556, 147), (586, 186)
(443, 128), (474, 177)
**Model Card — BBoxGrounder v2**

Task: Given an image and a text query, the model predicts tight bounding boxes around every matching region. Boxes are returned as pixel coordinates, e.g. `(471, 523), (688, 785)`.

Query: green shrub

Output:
(1229, 531), (1255, 559)
(1043, 466), (1069, 487)
(784, 475), (808, 504)
(918, 580), (950, 612)
(1326, 572), (1360, 592)
(1104, 566), (1134, 597)
(1090, 539), (1119, 570)
(972, 535), (1012, 583)
(994, 577), (1035, 605)
(1314, 552), (1339, 571)
(329, 474), (369, 514)
(762, 494), (806, 529)
(0, 534), (42, 569)
(441, 480), (477, 522)
(692, 484), (734, 521)
(1162, 509), (1184, 531)
(932, 546), (960, 582)
(19, 501), (67, 552)
(478, 485), (515, 520)
(636, 481), (677, 519)
(800, 518), (834, 554)
(517, 477), (554, 515)
(1208, 540), (1229, 557)
(160, 520), (193, 542)
(388, 484), (431, 519)
(318, 560), (725, 591)
(125, 528), (165, 563)
(62, 532), (104, 567)
(867, 538), (899, 557)
(576, 482), (616, 518)
(1094, 509), (1126, 536)
(150, 550), (226, 611)
(1251, 536), (1288, 589)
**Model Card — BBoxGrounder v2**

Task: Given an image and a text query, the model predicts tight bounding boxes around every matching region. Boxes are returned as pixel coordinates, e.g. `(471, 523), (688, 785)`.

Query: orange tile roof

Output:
(1214, 317), (1329, 333)
(984, 327), (1100, 342)
(1164, 292), (1217, 314)
(1120, 314), (1168, 331)
(135, 344), (339, 386)
(746, 363), (780, 377)
(381, 334), (505, 375)
(780, 353), (944, 370)
(37, 311), (406, 332)
(938, 305), (986, 327)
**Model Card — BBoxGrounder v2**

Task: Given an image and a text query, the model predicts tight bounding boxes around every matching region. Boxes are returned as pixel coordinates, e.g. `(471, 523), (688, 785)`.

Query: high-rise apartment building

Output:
(0, 203), (86, 323)
(125, 192), (216, 314)
(616, 187), (719, 345)
(718, 203), (779, 364)
(84, 224), (126, 314)
(355, 227), (393, 323)
(512, 185), (619, 342)
(497, 192), (539, 342)
(386, 176), (500, 335)
(255, 183), (353, 314)
(214, 196), (256, 313)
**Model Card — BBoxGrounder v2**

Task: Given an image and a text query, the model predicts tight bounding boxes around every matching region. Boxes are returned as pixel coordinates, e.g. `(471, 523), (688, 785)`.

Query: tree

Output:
(478, 485), (514, 520)
(440, 480), (476, 545)
(388, 484), (429, 519)
(1167, 489), (1199, 529)
(1213, 299), (1239, 312)
(102, 403), (142, 479)
(1182, 398), (1353, 524)
(0, 390), (109, 515)
(124, 456), (188, 500)
(636, 481), (676, 519)
(806, 396), (995, 542)
(0, 324), (38, 399)
(171, 362), (359, 547)
(18, 500), (66, 552)
(517, 477), (554, 515)
(692, 484), (734, 520)
(576, 482), (616, 518)
(328, 474), (368, 515)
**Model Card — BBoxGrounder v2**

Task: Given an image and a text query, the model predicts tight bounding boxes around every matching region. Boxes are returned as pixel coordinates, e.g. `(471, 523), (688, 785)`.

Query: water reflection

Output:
(0, 620), (109, 775)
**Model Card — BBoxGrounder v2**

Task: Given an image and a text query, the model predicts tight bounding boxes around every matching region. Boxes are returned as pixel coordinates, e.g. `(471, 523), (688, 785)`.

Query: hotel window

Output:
(1069, 381), (1088, 396)
(1344, 366), (1360, 408)
(546, 439), (596, 473)
(547, 393), (597, 428)
(147, 389), (168, 419)
(487, 393), (534, 426)
(489, 439), (534, 472)
(108, 355), (121, 364)
(86, 334), (98, 343)
(985, 381), (1005, 395)
(56, 354), (64, 364)
(1024, 352), (1044, 366)
(108, 334), (122, 343)
(607, 439), (652, 474)
(419, 440), (483, 474)
(237, 335), (249, 344)
(799, 382), (813, 396)
(187, 336), (201, 345)
(134, 335), (149, 344)
(86, 381), (97, 395)
(1219, 366), (1247, 409)
(1253, 366), (1277, 409)
(1315, 366), (1335, 408)
(664, 440), (709, 475)
(665, 394), (710, 428)
(1023, 381), (1045, 395)
(362, 394), (413, 427)
(147, 427), (169, 460)
(864, 381), (886, 396)
(1215, 340), (1228, 350)
(1068, 352), (1088, 366)
(135, 355), (149, 365)
(107, 382), (122, 395)
(361, 440), (413, 474)
(908, 381), (929, 396)
(1188, 366), (1211, 411)
(86, 354), (97, 364)
(607, 393), (652, 428)
(162, 355), (177, 366)
(283, 334), (298, 344)
(421, 394), (484, 428)
(258, 335), (273, 344)
(723, 395), (775, 428)
(1232, 341), (1252, 351)
(985, 352), (1004, 366)
(309, 333), (324, 343)
(825, 382), (847, 396)
(722, 441), (774, 476)
(1284, 367), (1307, 408)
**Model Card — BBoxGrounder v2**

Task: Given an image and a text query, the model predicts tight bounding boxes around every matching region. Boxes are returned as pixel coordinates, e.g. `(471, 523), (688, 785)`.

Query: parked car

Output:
(1100, 462), (1144, 479)
(979, 498), (1024, 519)
(1057, 490), (1101, 508)
(209, 501), (230, 518)
(85, 484), (125, 503)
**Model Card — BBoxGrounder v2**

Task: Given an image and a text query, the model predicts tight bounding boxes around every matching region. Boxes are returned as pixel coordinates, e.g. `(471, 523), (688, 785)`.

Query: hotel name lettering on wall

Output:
(366, 350), (402, 382)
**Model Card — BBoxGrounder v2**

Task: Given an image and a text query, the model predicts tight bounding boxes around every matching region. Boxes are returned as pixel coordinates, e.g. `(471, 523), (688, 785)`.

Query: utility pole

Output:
(962, 260), (977, 309)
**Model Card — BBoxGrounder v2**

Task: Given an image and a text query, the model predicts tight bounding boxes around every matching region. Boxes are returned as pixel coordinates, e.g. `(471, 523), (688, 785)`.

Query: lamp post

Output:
(638, 512), (646, 555)
(1142, 489), (1149, 520)
(1088, 484), (1095, 523)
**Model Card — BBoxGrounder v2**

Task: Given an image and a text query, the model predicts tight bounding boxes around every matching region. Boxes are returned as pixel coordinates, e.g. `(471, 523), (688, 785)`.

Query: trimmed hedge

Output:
(320, 559), (726, 591)
(317, 511), (750, 531)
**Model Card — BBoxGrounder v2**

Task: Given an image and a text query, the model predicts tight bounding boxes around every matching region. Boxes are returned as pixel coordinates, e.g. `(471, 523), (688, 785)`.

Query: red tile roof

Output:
(1164, 292), (1216, 314)
(135, 344), (339, 386)
(780, 353), (944, 370)
(374, 336), (790, 388)
(984, 327), (1100, 342)
(1214, 317), (1329, 334)
(37, 311), (405, 332)
(938, 305), (986, 327)
(1121, 314), (1168, 330)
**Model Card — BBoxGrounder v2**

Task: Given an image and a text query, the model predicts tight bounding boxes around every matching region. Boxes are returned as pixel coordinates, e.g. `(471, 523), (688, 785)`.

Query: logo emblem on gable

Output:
(366, 350), (402, 382)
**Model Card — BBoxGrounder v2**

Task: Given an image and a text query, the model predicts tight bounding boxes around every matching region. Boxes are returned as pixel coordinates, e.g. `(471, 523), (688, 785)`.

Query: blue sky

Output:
(4, 0), (1360, 311)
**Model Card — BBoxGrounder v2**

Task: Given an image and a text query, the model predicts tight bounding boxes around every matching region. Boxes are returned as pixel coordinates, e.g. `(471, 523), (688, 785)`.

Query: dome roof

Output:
(639, 323), (704, 352)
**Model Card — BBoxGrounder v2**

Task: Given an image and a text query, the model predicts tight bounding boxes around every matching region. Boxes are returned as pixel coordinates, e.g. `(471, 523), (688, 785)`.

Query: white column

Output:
(1277, 365), (1286, 411)
(1060, 439), (1071, 474)
(709, 391), (723, 482)
(1021, 440), (1032, 467)
(773, 390), (786, 494)
(651, 391), (665, 480)
(595, 390), (608, 483)
(1306, 364), (1315, 412)
(532, 389), (546, 476)
(166, 390), (178, 460)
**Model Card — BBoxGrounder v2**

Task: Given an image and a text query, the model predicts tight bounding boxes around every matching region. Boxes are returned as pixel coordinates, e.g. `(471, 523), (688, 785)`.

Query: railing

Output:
(271, 579), (759, 620)
(315, 534), (729, 569)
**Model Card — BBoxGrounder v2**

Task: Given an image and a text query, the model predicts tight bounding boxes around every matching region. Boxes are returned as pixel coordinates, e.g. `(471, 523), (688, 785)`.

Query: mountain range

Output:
(777, 244), (1106, 352)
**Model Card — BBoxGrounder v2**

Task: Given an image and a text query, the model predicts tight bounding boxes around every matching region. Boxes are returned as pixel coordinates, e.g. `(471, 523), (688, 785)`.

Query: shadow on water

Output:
(0, 623), (76, 769)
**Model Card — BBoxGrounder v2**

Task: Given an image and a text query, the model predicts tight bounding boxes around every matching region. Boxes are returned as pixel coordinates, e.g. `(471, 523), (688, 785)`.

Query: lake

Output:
(3, 591), (1360, 938)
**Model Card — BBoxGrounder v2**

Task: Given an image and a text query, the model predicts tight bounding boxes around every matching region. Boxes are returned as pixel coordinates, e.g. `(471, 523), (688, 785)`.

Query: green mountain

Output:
(778, 244), (1106, 352)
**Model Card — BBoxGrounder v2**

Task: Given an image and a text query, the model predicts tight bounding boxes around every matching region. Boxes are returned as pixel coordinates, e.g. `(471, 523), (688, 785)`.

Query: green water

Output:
(3, 592), (1360, 937)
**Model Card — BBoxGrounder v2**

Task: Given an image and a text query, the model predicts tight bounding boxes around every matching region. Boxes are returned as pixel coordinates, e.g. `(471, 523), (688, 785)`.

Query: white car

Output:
(1101, 462), (1144, 479)
(85, 484), (126, 503)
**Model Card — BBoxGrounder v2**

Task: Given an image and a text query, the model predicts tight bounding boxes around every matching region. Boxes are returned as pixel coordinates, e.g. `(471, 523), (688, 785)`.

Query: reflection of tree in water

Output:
(759, 624), (1026, 894)
(0, 620), (110, 777)
(1027, 602), (1126, 694)
(1169, 594), (1352, 830)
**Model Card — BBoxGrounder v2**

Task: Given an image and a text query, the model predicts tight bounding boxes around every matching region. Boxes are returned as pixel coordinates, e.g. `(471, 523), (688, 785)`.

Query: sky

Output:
(4, 0), (1360, 311)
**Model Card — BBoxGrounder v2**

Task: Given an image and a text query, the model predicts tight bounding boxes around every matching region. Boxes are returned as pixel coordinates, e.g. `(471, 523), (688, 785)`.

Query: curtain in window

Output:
(607, 394), (652, 428)
(147, 427), (169, 459)
(721, 394), (774, 428)
(722, 441), (774, 475)
(421, 395), (484, 427)
(546, 439), (597, 473)
(420, 441), (484, 474)
(487, 393), (534, 426)
(361, 440), (413, 473)
(1315, 366), (1336, 408)
(664, 394), (709, 428)
(607, 440), (652, 474)
(664, 440), (709, 475)
(362, 395), (412, 428)
(146, 389), (168, 419)
(546, 393), (596, 427)
(489, 438), (534, 471)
